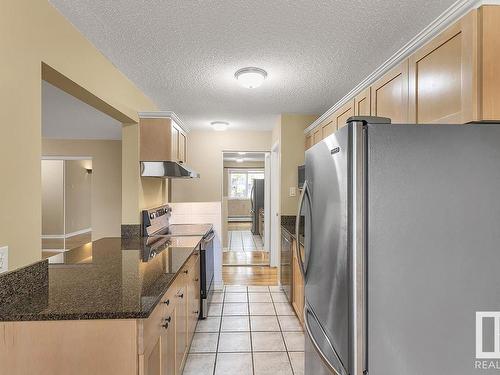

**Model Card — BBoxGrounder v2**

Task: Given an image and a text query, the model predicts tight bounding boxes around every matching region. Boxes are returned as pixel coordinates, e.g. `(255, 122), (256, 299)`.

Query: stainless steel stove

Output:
(141, 205), (215, 318)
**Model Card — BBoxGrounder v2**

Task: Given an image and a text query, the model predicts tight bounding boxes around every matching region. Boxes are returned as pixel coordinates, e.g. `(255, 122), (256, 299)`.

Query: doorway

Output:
(41, 157), (93, 258)
(222, 151), (271, 267)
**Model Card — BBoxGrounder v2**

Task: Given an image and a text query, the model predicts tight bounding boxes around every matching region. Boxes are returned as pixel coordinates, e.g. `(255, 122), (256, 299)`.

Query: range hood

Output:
(138, 111), (199, 179)
(140, 161), (199, 179)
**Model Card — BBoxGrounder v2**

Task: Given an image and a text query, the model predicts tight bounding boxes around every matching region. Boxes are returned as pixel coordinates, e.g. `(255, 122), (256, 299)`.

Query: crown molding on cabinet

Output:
(304, 0), (499, 134)
(138, 111), (190, 132)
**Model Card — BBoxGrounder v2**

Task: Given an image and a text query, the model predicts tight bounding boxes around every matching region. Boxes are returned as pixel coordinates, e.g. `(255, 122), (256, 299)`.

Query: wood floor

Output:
(223, 265), (278, 286)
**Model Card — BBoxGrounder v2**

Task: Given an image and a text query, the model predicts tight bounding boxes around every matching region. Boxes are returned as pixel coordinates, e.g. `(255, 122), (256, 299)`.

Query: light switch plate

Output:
(0, 246), (8, 273)
(289, 187), (297, 197)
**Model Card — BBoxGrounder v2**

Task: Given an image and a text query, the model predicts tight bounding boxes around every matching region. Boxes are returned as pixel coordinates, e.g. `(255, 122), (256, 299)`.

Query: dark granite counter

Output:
(0, 235), (202, 321)
(281, 215), (305, 246)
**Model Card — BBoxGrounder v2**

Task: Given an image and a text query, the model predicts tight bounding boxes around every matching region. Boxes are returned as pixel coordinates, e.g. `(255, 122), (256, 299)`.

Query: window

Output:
(228, 169), (264, 199)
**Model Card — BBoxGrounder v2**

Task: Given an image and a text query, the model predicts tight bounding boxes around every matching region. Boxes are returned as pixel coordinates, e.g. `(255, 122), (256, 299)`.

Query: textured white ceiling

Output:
(49, 0), (456, 131)
(42, 81), (122, 140)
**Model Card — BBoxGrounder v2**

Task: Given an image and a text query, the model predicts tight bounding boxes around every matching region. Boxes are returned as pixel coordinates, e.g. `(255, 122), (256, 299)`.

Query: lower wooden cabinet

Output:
(291, 239), (305, 325)
(142, 252), (200, 375)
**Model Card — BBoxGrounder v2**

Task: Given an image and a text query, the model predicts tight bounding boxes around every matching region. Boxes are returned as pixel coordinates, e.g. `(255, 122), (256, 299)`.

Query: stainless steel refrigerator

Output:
(251, 179), (264, 235)
(297, 116), (500, 375)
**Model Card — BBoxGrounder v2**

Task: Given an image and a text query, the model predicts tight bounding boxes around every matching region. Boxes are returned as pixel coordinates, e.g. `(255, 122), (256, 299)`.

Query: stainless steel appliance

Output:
(141, 205), (214, 319)
(298, 164), (305, 189)
(280, 228), (292, 302)
(297, 116), (500, 375)
(250, 179), (265, 235)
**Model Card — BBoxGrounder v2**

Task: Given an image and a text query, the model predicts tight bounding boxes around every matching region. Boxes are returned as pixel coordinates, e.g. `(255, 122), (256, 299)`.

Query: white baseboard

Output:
(42, 228), (91, 239)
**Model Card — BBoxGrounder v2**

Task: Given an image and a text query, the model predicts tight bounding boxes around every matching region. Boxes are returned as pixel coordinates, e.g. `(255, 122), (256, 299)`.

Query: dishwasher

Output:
(280, 228), (293, 302)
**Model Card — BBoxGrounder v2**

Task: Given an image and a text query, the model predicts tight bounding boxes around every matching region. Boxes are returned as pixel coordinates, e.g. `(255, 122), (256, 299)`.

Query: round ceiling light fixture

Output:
(234, 67), (267, 89)
(238, 152), (247, 155)
(236, 158), (244, 163)
(210, 121), (229, 131)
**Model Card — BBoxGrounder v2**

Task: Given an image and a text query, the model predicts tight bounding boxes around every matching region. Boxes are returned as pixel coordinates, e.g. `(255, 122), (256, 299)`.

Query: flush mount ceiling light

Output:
(234, 67), (267, 89)
(236, 158), (244, 163)
(210, 121), (229, 131)
(238, 152), (247, 155)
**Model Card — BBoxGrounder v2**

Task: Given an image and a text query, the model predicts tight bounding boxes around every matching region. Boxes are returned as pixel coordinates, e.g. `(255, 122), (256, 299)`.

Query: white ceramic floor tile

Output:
(274, 303), (296, 316)
(221, 316), (250, 332)
(215, 352), (253, 375)
(288, 352), (305, 375)
(248, 285), (270, 293)
(251, 331), (286, 352)
(183, 353), (216, 375)
(211, 292), (224, 303)
(271, 292), (289, 303)
(218, 332), (252, 352)
(253, 352), (293, 375)
(223, 303), (249, 316)
(269, 285), (283, 292)
(278, 315), (303, 332)
(196, 316), (221, 332)
(283, 332), (305, 351)
(225, 285), (248, 293)
(208, 303), (223, 316)
(249, 302), (276, 316)
(189, 333), (218, 353)
(250, 315), (280, 332)
(225, 292), (248, 303)
(249, 292), (272, 303)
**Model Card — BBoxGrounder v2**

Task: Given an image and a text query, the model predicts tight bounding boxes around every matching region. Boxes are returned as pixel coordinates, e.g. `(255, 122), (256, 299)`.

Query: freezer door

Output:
(304, 126), (350, 374)
(367, 123), (500, 375)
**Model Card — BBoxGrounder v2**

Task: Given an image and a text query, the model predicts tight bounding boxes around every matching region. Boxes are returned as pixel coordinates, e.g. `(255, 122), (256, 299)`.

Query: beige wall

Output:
(0, 0), (157, 270)
(42, 139), (122, 241)
(65, 160), (92, 234)
(275, 114), (318, 215)
(171, 130), (272, 203)
(41, 160), (65, 235)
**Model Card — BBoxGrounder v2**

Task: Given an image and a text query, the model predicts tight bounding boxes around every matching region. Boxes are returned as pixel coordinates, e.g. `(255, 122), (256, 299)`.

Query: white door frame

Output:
(263, 153), (271, 253)
(270, 142), (280, 268)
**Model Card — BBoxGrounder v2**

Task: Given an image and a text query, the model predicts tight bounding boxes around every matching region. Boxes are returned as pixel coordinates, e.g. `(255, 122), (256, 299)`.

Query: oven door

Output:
(200, 230), (215, 318)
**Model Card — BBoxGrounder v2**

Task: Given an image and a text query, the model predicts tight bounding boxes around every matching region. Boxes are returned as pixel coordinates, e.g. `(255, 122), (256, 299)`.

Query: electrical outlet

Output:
(0, 246), (8, 273)
(289, 187), (297, 197)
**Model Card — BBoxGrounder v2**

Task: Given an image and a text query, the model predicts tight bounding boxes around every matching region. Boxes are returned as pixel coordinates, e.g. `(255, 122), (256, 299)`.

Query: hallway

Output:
(224, 222), (269, 266)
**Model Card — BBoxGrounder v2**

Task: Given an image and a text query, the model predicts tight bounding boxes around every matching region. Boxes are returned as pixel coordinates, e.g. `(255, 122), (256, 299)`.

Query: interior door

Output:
(303, 126), (350, 375)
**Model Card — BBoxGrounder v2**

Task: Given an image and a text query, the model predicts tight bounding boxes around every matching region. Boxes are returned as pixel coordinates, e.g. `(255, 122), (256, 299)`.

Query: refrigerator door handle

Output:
(295, 179), (311, 278)
(304, 303), (348, 375)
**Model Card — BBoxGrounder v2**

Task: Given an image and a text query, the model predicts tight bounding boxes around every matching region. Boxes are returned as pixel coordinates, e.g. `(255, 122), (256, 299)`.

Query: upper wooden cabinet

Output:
(313, 128), (322, 145)
(321, 115), (335, 139)
(371, 60), (409, 123)
(409, 6), (500, 123)
(140, 115), (188, 164)
(408, 10), (475, 123)
(354, 87), (371, 116)
(305, 6), (500, 149)
(335, 99), (355, 130)
(305, 133), (313, 149)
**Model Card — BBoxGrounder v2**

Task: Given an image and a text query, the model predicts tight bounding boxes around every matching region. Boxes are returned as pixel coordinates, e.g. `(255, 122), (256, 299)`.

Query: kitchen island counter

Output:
(0, 236), (202, 321)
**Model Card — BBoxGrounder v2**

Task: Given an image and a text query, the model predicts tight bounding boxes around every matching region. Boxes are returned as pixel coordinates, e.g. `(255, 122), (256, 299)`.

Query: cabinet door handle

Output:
(163, 299), (170, 305)
(165, 316), (172, 323)
(183, 270), (189, 274)
(193, 311), (199, 315)
(162, 323), (169, 329)
(194, 278), (199, 282)
(177, 293), (184, 299)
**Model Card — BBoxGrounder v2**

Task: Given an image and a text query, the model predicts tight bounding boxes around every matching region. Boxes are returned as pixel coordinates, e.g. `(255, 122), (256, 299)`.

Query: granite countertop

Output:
(0, 235), (203, 322)
(281, 216), (305, 246)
